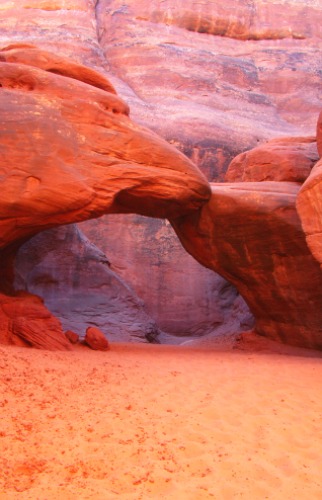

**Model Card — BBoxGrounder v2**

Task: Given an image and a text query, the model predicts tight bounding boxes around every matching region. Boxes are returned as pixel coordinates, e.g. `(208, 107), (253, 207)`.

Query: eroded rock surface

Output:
(96, 0), (322, 179)
(296, 113), (322, 270)
(0, 44), (210, 250)
(173, 182), (322, 349)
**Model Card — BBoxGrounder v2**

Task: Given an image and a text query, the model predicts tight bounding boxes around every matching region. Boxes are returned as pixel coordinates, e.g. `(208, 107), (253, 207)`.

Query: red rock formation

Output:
(172, 182), (322, 349)
(0, 44), (209, 348)
(82, 0), (322, 339)
(65, 330), (79, 344)
(97, 0), (322, 179)
(226, 137), (318, 183)
(85, 326), (110, 351)
(1, 1), (321, 348)
(0, 292), (71, 350)
(80, 215), (253, 338)
(127, 0), (321, 41)
(317, 111), (322, 156)
(0, 45), (210, 251)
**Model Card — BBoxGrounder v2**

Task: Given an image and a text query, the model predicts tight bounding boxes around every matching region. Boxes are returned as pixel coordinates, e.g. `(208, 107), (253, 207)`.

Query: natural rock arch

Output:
(0, 45), (210, 349)
(1, 45), (322, 350)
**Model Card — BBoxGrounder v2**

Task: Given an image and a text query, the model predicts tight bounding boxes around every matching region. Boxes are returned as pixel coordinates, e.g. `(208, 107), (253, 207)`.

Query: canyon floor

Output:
(0, 335), (321, 499)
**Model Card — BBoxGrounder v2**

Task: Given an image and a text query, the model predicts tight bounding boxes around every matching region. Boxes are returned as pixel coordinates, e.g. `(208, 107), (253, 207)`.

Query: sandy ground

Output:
(0, 335), (321, 499)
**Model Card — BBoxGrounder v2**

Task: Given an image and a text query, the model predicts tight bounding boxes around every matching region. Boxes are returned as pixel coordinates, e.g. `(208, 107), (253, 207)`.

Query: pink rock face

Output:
(96, 0), (322, 180)
(120, 0), (321, 41)
(80, 215), (253, 338)
(226, 137), (318, 183)
(85, 327), (110, 351)
(173, 182), (322, 350)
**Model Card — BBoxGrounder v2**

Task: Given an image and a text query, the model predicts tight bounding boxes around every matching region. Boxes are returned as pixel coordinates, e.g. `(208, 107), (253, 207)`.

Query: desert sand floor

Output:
(0, 336), (321, 500)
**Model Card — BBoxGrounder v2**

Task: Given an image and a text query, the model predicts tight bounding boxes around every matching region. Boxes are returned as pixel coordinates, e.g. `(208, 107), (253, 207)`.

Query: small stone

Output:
(65, 330), (79, 344)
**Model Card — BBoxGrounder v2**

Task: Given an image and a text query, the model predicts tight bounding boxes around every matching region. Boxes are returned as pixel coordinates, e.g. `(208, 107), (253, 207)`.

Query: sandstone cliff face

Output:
(0, 0), (321, 347)
(96, 0), (321, 179)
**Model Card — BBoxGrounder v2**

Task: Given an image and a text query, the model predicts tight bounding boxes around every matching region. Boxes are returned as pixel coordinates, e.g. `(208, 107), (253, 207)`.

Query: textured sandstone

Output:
(173, 182), (322, 349)
(226, 137), (318, 183)
(0, 43), (210, 348)
(85, 326), (110, 351)
(82, 0), (322, 341)
(0, 292), (71, 350)
(296, 114), (322, 269)
(0, 45), (210, 251)
(126, 0), (321, 41)
(96, 0), (322, 180)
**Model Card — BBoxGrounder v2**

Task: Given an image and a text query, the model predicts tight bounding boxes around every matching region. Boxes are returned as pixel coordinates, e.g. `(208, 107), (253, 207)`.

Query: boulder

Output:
(85, 327), (110, 351)
(65, 330), (79, 344)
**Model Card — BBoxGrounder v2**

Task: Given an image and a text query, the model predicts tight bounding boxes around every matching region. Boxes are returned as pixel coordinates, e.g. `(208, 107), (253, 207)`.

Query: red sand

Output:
(0, 337), (321, 499)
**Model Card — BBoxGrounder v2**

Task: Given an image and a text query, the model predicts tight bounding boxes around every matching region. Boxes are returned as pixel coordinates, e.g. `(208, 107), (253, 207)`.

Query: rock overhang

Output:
(0, 45), (211, 249)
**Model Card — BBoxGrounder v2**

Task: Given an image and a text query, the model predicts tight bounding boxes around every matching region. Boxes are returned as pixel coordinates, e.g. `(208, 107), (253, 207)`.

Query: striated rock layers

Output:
(0, 44), (209, 348)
